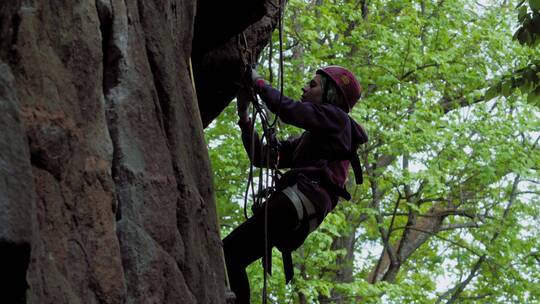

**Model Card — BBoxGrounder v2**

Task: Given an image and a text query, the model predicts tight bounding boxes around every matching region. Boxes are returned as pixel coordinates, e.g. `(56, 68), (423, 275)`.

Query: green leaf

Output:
(518, 6), (529, 22)
(501, 80), (513, 97)
(517, 27), (531, 45)
(530, 0), (540, 11)
(406, 202), (421, 212)
(527, 87), (540, 106)
(485, 84), (500, 100)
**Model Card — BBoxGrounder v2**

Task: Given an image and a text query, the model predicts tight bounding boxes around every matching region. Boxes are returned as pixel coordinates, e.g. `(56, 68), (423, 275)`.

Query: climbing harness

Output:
(282, 184), (319, 233)
(280, 184), (319, 283)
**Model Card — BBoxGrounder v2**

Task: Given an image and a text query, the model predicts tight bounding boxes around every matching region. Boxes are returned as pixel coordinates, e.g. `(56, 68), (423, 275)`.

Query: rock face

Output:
(192, 0), (283, 127)
(0, 0), (281, 303)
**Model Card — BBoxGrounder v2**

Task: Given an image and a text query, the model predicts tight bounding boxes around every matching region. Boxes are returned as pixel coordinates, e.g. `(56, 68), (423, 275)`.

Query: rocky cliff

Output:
(0, 0), (281, 303)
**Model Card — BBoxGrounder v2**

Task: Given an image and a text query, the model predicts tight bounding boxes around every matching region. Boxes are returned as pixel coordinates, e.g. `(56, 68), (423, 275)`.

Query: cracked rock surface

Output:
(0, 0), (280, 302)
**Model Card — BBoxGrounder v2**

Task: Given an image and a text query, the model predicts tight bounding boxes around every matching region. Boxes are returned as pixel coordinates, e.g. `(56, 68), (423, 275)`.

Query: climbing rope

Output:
(236, 1), (286, 303)
(188, 57), (197, 92)
(270, 0), (285, 128)
(262, 2), (285, 302)
(237, 32), (277, 304)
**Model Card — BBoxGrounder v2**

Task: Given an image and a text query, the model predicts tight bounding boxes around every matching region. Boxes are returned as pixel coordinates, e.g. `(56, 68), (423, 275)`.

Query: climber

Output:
(223, 65), (368, 304)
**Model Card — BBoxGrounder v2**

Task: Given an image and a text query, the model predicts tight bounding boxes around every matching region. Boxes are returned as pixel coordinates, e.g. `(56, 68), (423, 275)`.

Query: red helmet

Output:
(316, 65), (362, 112)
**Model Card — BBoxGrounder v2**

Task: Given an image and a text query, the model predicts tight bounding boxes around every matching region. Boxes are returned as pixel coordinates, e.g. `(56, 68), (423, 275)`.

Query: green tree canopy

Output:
(206, 1), (540, 303)
(487, 0), (540, 105)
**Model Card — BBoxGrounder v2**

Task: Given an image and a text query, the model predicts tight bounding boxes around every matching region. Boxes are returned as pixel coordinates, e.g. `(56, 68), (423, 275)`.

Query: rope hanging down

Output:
(240, 73), (278, 304)
(236, 0), (285, 302)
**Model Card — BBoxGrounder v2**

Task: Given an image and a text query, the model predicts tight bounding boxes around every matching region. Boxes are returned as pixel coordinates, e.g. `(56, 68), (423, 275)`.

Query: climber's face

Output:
(301, 74), (323, 104)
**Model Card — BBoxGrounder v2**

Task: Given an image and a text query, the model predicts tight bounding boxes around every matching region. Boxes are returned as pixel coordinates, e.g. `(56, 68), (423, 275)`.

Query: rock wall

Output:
(0, 0), (281, 302)
(193, 1), (283, 127)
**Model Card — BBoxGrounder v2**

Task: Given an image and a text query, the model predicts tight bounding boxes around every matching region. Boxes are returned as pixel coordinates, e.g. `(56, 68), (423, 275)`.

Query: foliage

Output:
(205, 0), (540, 303)
(486, 0), (540, 106)
(205, 104), (251, 235)
(514, 0), (540, 47)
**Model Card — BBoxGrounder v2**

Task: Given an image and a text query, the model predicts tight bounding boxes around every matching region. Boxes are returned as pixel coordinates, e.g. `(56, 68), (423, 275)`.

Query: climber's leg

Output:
(223, 192), (300, 304)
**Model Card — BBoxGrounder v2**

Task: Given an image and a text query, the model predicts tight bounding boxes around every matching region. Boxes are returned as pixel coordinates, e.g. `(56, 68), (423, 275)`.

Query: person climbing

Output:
(223, 65), (368, 304)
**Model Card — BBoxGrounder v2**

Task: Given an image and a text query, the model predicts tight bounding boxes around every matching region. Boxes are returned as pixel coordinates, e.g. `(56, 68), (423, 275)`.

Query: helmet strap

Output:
(321, 75), (330, 104)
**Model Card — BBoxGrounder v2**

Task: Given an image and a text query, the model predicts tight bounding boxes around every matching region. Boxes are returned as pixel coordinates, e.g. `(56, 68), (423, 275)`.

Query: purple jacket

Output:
(239, 83), (368, 216)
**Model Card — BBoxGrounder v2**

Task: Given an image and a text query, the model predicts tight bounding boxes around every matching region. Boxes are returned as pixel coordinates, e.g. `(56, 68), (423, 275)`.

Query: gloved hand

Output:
(236, 87), (252, 123)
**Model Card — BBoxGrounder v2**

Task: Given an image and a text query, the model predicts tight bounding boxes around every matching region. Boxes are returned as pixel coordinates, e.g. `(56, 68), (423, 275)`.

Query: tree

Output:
(207, 0), (540, 303)
(486, 0), (540, 106)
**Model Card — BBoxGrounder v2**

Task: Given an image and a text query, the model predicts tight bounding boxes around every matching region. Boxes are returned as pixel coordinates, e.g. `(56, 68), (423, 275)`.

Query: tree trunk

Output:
(0, 0), (280, 303)
(368, 206), (446, 283)
(318, 231), (358, 304)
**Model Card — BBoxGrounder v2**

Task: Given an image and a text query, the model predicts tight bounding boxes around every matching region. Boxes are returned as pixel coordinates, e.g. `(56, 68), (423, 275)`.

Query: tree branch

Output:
(440, 175), (522, 303)
(515, 191), (540, 196)
(391, 225), (485, 257)
(439, 222), (479, 231)
(444, 256), (486, 304)
(522, 179), (540, 185)
(435, 256), (486, 304)
(439, 95), (485, 114)
(400, 62), (441, 81)
(382, 210), (491, 221)
(375, 213), (400, 268)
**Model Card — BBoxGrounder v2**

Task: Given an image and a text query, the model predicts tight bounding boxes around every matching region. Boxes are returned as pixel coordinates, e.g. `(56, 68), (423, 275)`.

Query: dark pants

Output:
(223, 191), (309, 304)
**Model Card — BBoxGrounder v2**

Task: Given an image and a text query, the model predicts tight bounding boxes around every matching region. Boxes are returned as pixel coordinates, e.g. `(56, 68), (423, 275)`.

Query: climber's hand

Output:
(244, 66), (265, 89)
(236, 87), (252, 123)
(250, 67), (262, 84)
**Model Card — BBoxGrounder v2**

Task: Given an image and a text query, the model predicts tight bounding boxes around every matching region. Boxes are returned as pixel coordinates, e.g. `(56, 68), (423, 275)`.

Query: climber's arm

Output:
(237, 88), (280, 168)
(254, 81), (347, 132)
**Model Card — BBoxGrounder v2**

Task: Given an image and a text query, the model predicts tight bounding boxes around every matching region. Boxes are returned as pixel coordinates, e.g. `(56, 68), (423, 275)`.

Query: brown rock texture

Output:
(193, 0), (284, 127)
(0, 0), (281, 303)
